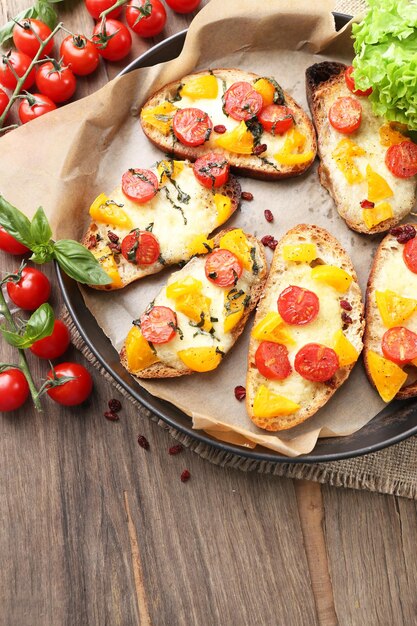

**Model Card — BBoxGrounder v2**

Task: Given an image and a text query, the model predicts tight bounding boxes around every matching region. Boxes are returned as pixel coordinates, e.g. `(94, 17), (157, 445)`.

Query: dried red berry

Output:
(261, 235), (278, 250)
(108, 398), (122, 412)
(241, 191), (254, 201)
(137, 435), (149, 450)
(264, 209), (274, 223)
(360, 199), (375, 209)
(180, 469), (191, 482)
(213, 124), (226, 134)
(340, 300), (352, 311)
(234, 385), (246, 401)
(341, 312), (352, 325)
(107, 231), (120, 243)
(169, 444), (183, 455)
(253, 143), (267, 156)
(104, 411), (119, 422)
(109, 242), (121, 253)
(390, 225), (416, 244)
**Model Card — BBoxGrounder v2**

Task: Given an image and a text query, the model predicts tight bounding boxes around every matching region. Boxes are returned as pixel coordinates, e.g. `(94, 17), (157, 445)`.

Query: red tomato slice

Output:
(385, 141), (417, 179)
(382, 326), (417, 365)
(328, 96), (362, 134)
(277, 285), (319, 326)
(294, 343), (339, 382)
(140, 306), (177, 344)
(121, 168), (159, 203)
(403, 237), (417, 274)
(255, 341), (292, 380)
(173, 108), (213, 147)
(344, 66), (372, 97)
(205, 249), (243, 287)
(223, 81), (263, 121)
(258, 104), (294, 135)
(121, 230), (160, 265)
(193, 153), (230, 188)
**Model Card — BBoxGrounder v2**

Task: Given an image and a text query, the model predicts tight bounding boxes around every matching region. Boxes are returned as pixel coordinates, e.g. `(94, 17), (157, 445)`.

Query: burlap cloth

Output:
(65, 0), (417, 500)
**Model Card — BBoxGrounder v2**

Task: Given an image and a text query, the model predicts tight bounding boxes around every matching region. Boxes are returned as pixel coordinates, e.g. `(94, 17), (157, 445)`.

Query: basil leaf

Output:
(34, 0), (57, 29)
(0, 196), (34, 249)
(30, 242), (55, 264)
(30, 206), (52, 245)
(0, 328), (26, 348)
(53, 240), (112, 285)
(24, 303), (54, 347)
(0, 7), (34, 46)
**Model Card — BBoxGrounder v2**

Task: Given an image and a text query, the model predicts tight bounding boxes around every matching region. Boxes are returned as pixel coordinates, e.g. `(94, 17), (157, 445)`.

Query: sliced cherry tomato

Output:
(60, 35), (100, 77)
(345, 66), (372, 97)
(205, 249), (243, 288)
(92, 19), (132, 62)
(277, 285), (319, 326)
(193, 153), (230, 188)
(173, 107), (213, 147)
(258, 104), (294, 135)
(36, 61), (76, 104)
(126, 0), (167, 37)
(6, 266), (51, 311)
(121, 168), (159, 203)
(140, 305), (177, 344)
(0, 227), (30, 255)
(255, 341), (292, 380)
(403, 237), (417, 274)
(85, 0), (123, 19)
(0, 369), (29, 412)
(294, 343), (339, 382)
(0, 51), (35, 90)
(46, 362), (93, 406)
(382, 326), (417, 365)
(30, 320), (71, 359)
(18, 93), (57, 124)
(13, 19), (53, 58)
(0, 88), (9, 116)
(165, 0), (200, 12)
(385, 141), (417, 179)
(223, 81), (263, 121)
(121, 230), (160, 265)
(328, 96), (362, 134)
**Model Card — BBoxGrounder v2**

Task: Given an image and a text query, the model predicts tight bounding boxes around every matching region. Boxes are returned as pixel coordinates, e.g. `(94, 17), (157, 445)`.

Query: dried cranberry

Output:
(340, 300), (352, 311)
(104, 411), (119, 422)
(108, 398), (122, 412)
(241, 191), (254, 201)
(261, 235), (278, 250)
(108, 231), (120, 243)
(86, 234), (96, 249)
(169, 444), (183, 455)
(180, 469), (191, 482)
(360, 199), (375, 209)
(109, 242), (121, 253)
(213, 124), (226, 134)
(341, 312), (352, 325)
(234, 385), (246, 401)
(137, 435), (149, 450)
(253, 143), (267, 156)
(264, 209), (274, 223)
(390, 225), (416, 244)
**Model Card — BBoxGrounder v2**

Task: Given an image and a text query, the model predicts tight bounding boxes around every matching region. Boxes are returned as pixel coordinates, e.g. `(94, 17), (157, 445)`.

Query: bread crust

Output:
(140, 68), (317, 181)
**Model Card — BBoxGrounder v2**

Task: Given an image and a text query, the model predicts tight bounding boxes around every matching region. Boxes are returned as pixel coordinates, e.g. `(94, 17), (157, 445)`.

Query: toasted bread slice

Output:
(364, 226), (417, 401)
(246, 224), (364, 431)
(306, 62), (417, 234)
(120, 228), (267, 378)
(82, 159), (241, 290)
(140, 68), (316, 181)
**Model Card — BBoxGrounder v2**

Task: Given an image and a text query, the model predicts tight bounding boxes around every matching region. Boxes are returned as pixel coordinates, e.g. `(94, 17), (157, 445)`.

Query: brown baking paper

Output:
(0, 0), (398, 456)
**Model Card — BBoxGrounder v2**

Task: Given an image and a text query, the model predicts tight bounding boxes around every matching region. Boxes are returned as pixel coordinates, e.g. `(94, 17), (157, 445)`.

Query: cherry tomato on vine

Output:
(125, 0), (167, 38)
(0, 369), (29, 412)
(0, 88), (9, 117)
(30, 320), (71, 359)
(60, 35), (100, 76)
(0, 51), (35, 90)
(36, 61), (77, 104)
(0, 227), (30, 255)
(85, 0), (123, 20)
(46, 362), (93, 406)
(6, 266), (51, 311)
(92, 19), (132, 62)
(18, 93), (57, 124)
(165, 0), (201, 13)
(12, 19), (53, 58)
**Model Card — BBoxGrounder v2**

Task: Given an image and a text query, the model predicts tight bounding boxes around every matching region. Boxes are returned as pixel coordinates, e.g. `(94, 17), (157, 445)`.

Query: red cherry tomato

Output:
(277, 285), (319, 326)
(0, 369), (29, 412)
(328, 96), (362, 134)
(12, 19), (53, 58)
(60, 35), (100, 77)
(345, 66), (372, 97)
(223, 81), (263, 121)
(121, 168), (159, 203)
(173, 107), (213, 147)
(205, 249), (243, 288)
(126, 0), (167, 38)
(121, 230), (160, 265)
(385, 141), (417, 179)
(46, 362), (93, 406)
(382, 326), (417, 365)
(403, 237), (417, 273)
(165, 0), (201, 13)
(193, 153), (230, 188)
(0, 51), (35, 90)
(6, 266), (51, 311)
(92, 19), (132, 62)
(255, 341), (292, 380)
(36, 61), (76, 104)
(0, 88), (9, 116)
(85, 0), (123, 19)
(18, 93), (57, 124)
(294, 343), (339, 382)
(140, 306), (177, 344)
(258, 104), (294, 135)
(30, 320), (71, 359)
(0, 227), (30, 255)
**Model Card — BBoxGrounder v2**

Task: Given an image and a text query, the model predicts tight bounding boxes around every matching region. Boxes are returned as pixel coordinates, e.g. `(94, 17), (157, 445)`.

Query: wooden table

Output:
(1, 2), (416, 624)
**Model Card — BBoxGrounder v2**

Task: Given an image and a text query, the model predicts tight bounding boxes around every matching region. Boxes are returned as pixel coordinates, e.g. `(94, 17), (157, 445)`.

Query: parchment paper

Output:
(0, 0), (402, 456)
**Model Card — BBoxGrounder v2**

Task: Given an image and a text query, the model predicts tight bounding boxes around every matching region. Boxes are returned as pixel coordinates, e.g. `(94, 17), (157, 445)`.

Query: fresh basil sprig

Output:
(0, 196), (111, 285)
(0, 0), (62, 47)
(1, 302), (54, 349)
